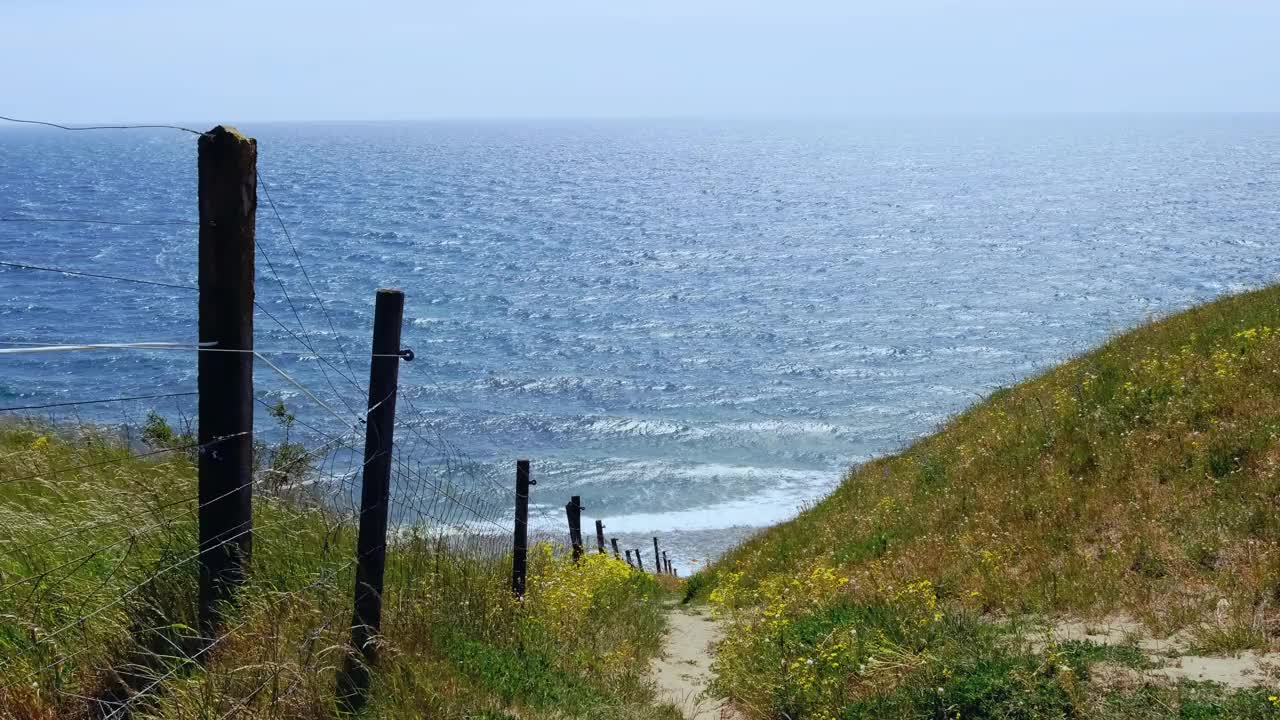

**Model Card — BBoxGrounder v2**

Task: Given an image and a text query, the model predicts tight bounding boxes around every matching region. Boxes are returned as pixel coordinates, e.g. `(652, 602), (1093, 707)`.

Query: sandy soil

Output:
(652, 607), (734, 720)
(1039, 617), (1280, 688)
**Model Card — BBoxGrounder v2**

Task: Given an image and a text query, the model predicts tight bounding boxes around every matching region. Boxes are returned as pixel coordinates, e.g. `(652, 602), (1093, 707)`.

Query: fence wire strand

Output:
(0, 113), (631, 716)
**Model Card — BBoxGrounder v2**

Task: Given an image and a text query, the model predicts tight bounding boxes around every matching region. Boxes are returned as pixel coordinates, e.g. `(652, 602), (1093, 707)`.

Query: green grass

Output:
(1054, 640), (1155, 675)
(698, 285), (1280, 718)
(0, 420), (680, 719)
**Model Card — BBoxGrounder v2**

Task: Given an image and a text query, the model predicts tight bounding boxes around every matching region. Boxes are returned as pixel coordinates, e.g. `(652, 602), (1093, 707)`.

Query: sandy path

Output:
(652, 607), (732, 720)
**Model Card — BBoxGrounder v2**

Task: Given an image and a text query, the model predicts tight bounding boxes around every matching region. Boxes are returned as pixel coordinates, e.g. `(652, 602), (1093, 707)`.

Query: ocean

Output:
(2, 115), (1278, 567)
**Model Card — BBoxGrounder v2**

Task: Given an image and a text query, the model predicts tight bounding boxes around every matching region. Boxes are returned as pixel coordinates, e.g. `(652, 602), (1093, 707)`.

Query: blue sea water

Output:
(2, 115), (1279, 566)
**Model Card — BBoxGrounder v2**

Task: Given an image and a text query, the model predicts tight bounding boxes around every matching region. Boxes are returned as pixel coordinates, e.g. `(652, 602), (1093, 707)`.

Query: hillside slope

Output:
(698, 285), (1280, 718)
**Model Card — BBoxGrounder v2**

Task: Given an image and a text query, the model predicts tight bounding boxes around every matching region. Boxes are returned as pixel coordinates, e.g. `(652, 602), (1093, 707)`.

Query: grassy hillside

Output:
(0, 421), (679, 719)
(697, 285), (1280, 719)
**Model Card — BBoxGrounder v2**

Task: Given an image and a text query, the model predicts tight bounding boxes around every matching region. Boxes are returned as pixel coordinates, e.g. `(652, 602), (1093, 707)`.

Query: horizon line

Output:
(3, 109), (1280, 130)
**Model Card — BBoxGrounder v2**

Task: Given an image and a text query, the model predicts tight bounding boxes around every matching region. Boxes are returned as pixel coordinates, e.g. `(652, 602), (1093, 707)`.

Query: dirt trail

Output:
(652, 607), (733, 720)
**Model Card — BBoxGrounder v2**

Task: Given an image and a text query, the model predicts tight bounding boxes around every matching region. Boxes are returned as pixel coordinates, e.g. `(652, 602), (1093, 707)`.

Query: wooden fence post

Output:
(197, 125), (256, 645)
(652, 537), (661, 576)
(610, 538), (621, 559)
(595, 519), (606, 554)
(624, 549), (633, 567)
(511, 459), (534, 596)
(337, 289), (405, 711)
(565, 496), (583, 561)
(662, 551), (669, 575)
(634, 549), (644, 572)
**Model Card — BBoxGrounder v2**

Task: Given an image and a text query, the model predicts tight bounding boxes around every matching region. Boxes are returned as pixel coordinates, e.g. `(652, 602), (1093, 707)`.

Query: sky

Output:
(1, 0), (1278, 122)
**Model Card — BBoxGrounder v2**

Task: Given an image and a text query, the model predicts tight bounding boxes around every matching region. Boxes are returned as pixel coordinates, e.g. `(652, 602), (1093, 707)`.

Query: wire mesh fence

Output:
(0, 115), (680, 718)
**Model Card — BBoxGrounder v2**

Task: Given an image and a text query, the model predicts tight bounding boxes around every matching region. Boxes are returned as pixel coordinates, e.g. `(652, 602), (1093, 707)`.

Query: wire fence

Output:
(0, 115), (678, 718)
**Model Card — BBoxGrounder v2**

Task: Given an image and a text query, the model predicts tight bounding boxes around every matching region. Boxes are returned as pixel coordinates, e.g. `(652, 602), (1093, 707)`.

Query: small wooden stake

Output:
(565, 496), (584, 561)
(337, 289), (405, 711)
(512, 459), (534, 596)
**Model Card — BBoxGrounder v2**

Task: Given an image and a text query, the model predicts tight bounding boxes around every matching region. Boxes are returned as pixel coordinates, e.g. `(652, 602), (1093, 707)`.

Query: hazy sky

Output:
(2, 0), (1278, 122)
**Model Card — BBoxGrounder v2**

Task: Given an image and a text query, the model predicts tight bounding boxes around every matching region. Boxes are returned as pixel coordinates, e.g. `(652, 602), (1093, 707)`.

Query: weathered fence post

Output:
(652, 537), (661, 576)
(595, 519), (606, 554)
(197, 125), (256, 645)
(610, 537), (621, 559)
(511, 459), (534, 596)
(337, 289), (405, 711)
(662, 551), (669, 575)
(565, 496), (584, 561)
(625, 549), (634, 567)
(635, 549), (644, 571)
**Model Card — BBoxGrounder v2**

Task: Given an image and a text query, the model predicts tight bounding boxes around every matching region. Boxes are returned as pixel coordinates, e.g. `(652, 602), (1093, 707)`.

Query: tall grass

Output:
(698, 285), (1280, 718)
(0, 420), (678, 719)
